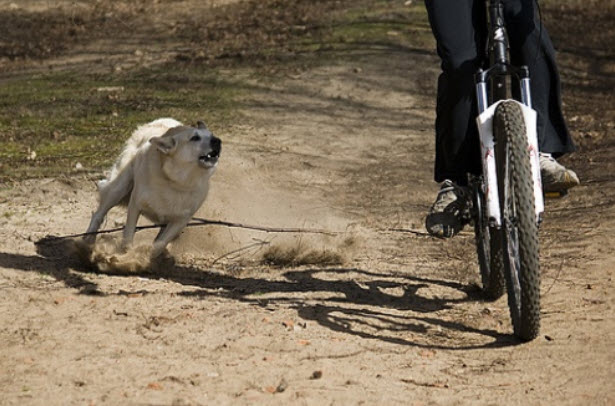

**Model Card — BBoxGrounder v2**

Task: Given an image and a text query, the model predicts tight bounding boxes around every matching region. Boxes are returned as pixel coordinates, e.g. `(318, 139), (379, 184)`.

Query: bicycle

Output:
(469, 0), (544, 341)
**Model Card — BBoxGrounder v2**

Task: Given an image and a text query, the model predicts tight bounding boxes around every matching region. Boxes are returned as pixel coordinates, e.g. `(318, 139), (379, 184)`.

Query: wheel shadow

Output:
(178, 267), (519, 350)
(0, 236), (520, 350)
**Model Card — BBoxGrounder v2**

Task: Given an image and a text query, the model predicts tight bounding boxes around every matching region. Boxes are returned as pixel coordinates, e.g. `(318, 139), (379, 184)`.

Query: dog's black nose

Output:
(210, 136), (221, 155)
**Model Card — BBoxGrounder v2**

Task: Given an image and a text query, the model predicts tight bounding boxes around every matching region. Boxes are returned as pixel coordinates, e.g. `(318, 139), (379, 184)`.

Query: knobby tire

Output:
(494, 101), (541, 341)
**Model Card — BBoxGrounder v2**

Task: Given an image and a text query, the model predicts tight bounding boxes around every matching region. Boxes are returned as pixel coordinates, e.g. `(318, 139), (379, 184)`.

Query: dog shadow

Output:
(0, 236), (519, 350)
(0, 237), (103, 295)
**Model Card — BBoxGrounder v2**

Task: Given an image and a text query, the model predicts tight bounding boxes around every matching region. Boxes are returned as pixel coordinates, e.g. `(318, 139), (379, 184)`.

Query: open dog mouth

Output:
(199, 152), (219, 167)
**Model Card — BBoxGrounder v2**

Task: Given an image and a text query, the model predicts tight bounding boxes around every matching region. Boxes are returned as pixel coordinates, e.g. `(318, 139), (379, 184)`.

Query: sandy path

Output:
(1, 1), (614, 405)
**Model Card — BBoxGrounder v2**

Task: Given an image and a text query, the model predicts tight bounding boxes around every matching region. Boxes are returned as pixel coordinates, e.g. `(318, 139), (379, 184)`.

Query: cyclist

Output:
(423, 0), (579, 238)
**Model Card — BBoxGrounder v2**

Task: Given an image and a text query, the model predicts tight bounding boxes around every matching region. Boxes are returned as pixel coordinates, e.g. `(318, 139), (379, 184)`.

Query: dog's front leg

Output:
(154, 225), (167, 242)
(84, 208), (107, 245)
(121, 199), (141, 251)
(151, 219), (189, 258)
(84, 167), (133, 245)
(85, 189), (127, 245)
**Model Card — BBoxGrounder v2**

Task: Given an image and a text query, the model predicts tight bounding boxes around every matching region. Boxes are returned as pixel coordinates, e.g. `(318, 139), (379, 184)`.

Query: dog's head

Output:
(150, 121), (221, 169)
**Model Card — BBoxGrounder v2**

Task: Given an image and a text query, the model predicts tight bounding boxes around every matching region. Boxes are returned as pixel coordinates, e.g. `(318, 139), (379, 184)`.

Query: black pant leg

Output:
(425, 0), (486, 185)
(504, 0), (575, 156)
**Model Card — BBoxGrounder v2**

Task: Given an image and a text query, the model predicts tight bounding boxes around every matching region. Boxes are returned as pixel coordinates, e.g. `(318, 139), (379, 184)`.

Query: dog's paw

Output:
(150, 251), (175, 272)
(151, 243), (168, 259)
(119, 241), (133, 254)
(105, 250), (150, 273)
(82, 234), (96, 245)
(108, 254), (121, 265)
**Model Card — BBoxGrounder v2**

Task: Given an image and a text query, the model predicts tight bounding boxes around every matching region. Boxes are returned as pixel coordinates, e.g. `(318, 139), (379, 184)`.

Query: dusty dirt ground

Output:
(1, 1), (614, 405)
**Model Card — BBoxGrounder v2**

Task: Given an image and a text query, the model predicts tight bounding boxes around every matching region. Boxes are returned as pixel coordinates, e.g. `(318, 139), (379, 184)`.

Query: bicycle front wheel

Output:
(472, 180), (505, 300)
(494, 101), (541, 341)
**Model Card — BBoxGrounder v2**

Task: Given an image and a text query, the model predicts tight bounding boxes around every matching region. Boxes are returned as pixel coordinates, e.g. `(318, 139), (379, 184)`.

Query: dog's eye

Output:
(190, 135), (201, 142)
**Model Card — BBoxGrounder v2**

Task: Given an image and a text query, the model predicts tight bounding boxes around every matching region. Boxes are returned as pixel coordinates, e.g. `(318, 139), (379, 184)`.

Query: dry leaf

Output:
(147, 382), (163, 390)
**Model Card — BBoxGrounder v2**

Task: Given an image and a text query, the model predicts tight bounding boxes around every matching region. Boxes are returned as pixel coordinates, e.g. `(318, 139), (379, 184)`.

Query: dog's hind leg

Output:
(151, 219), (189, 258)
(154, 225), (168, 242)
(121, 196), (141, 251)
(84, 169), (133, 244)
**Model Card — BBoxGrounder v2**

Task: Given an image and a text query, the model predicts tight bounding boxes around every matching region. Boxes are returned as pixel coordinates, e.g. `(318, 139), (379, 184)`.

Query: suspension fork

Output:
(475, 69), (543, 227)
(474, 0), (541, 226)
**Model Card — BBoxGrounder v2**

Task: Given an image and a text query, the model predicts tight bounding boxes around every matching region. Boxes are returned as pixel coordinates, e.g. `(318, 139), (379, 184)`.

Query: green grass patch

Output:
(323, 1), (434, 52)
(0, 66), (243, 181)
(239, 1), (435, 82)
(0, 0), (436, 182)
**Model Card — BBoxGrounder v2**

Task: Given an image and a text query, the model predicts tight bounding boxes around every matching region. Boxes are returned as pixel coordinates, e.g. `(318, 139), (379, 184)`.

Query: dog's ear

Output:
(197, 121), (208, 129)
(150, 136), (177, 154)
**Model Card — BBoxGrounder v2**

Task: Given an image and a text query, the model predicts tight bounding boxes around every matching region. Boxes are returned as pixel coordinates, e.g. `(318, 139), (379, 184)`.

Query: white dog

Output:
(84, 118), (221, 257)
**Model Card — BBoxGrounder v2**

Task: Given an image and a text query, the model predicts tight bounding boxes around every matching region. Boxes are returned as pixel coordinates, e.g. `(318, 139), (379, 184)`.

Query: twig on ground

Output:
(190, 217), (337, 235)
(35, 217), (339, 244)
(386, 227), (431, 237)
(543, 259), (565, 296)
(211, 238), (271, 265)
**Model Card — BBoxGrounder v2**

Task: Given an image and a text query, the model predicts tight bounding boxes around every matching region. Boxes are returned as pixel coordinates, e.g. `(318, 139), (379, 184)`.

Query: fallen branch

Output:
(190, 217), (337, 236)
(36, 217), (339, 244)
(385, 227), (431, 237)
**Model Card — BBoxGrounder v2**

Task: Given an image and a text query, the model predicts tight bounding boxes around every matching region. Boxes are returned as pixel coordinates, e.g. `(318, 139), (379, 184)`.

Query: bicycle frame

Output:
(473, 0), (543, 227)
(476, 0), (533, 111)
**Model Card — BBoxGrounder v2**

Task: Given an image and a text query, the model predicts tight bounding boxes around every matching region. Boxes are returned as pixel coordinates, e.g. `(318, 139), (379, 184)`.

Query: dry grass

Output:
(262, 244), (344, 267)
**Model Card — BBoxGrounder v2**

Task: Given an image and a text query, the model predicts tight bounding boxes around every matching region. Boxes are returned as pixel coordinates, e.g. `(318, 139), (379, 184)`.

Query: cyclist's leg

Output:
(424, 0), (484, 237)
(504, 0), (579, 192)
(424, 0), (485, 186)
